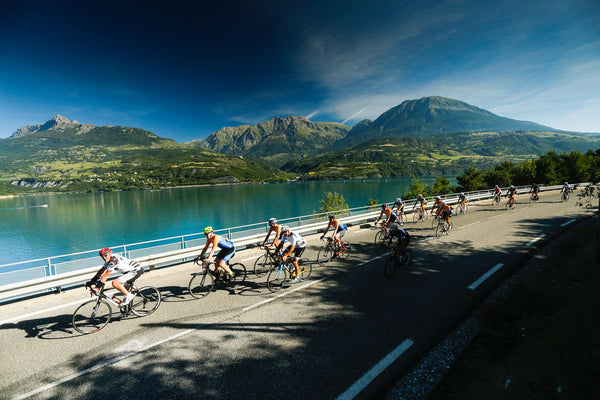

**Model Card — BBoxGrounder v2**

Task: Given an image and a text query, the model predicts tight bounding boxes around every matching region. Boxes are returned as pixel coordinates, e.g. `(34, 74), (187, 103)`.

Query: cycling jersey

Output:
(390, 228), (410, 247)
(336, 223), (348, 233)
(104, 254), (141, 274)
(217, 237), (234, 249)
(278, 231), (306, 248)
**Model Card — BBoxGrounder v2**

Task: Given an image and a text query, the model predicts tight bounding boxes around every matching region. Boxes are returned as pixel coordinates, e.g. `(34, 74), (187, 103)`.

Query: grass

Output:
(430, 217), (600, 400)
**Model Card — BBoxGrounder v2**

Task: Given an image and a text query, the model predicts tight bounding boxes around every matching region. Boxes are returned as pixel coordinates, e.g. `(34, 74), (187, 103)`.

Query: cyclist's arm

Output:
(283, 244), (295, 259)
(321, 222), (332, 238)
(99, 268), (111, 284)
(261, 230), (272, 246)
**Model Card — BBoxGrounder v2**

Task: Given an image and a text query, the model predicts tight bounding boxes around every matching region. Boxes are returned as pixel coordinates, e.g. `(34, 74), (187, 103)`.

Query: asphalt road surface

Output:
(0, 190), (592, 400)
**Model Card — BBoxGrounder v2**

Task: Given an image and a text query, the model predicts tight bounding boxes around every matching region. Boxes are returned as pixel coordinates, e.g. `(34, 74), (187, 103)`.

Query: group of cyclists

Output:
(85, 182), (574, 298)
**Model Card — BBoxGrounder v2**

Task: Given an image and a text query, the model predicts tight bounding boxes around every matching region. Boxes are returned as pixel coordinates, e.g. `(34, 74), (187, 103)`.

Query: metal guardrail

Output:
(0, 183), (577, 302)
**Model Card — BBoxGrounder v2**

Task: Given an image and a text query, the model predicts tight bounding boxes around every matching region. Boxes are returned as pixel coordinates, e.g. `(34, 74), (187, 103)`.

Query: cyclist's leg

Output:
(216, 248), (235, 275)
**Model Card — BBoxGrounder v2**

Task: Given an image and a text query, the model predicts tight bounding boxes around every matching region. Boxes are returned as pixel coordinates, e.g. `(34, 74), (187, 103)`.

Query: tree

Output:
(431, 176), (452, 195)
(456, 167), (487, 191)
(319, 192), (349, 214)
(404, 176), (429, 200)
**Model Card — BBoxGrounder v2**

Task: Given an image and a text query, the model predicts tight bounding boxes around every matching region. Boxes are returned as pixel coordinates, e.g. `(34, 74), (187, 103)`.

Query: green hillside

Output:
(0, 117), (288, 193)
(192, 116), (350, 165)
(283, 131), (600, 179)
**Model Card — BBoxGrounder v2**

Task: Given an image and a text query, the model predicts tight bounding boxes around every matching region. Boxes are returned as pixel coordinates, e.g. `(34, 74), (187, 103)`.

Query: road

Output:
(0, 191), (591, 400)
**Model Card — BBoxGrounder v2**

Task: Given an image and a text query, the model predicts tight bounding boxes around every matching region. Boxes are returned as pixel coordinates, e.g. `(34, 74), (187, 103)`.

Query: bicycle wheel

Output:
(253, 253), (275, 277)
(130, 286), (161, 316)
(188, 270), (215, 299)
(228, 262), (247, 285)
(72, 299), (112, 334)
(431, 216), (439, 229)
(435, 222), (445, 238)
(338, 242), (350, 260)
(317, 245), (333, 265)
(298, 258), (312, 280)
(267, 266), (289, 292)
(375, 231), (387, 248)
(383, 256), (397, 279)
(400, 248), (413, 270)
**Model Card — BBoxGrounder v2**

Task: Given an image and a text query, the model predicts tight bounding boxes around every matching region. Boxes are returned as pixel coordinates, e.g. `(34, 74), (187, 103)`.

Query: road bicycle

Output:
(435, 219), (453, 237)
(455, 202), (468, 215)
(188, 256), (247, 299)
(506, 196), (516, 210)
(317, 236), (351, 265)
(383, 242), (413, 279)
(72, 282), (161, 334)
(430, 213), (442, 229)
(266, 254), (312, 293)
(492, 193), (501, 206)
(412, 208), (429, 223)
(254, 245), (279, 276)
(374, 223), (391, 249)
(561, 191), (570, 202)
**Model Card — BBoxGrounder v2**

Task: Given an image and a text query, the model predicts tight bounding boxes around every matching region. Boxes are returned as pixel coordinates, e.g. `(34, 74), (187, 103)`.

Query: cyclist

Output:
(321, 214), (347, 250)
(392, 198), (406, 225)
(413, 194), (427, 219)
(261, 217), (282, 248)
(276, 225), (307, 284)
(493, 185), (502, 202)
(430, 196), (443, 215)
(386, 223), (410, 250)
(529, 183), (540, 201)
(376, 203), (397, 228)
(198, 226), (236, 280)
(507, 185), (517, 206)
(458, 192), (467, 210)
(561, 182), (571, 200)
(439, 201), (453, 225)
(85, 247), (143, 305)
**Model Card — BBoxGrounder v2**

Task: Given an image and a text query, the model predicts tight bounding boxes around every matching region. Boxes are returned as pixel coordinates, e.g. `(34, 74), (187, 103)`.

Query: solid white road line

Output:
(0, 299), (83, 326)
(457, 220), (481, 230)
(468, 263), (504, 290)
(561, 218), (576, 227)
(526, 234), (546, 246)
(335, 338), (414, 400)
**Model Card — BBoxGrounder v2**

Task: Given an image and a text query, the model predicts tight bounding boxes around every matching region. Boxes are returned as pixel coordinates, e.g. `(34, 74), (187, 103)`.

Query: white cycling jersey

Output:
(104, 254), (141, 274)
(278, 231), (307, 249)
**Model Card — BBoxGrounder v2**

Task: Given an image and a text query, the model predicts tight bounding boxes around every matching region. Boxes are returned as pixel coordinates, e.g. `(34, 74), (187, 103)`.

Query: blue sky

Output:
(1, 0), (598, 142)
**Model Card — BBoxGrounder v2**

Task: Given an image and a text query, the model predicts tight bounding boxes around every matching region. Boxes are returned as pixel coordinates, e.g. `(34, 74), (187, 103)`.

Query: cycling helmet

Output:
(381, 203), (388, 209)
(99, 247), (112, 257)
(268, 217), (277, 226)
(395, 197), (402, 203)
(495, 185), (500, 189)
(203, 226), (214, 234)
(418, 194), (423, 198)
(389, 223), (399, 231)
(328, 214), (335, 220)
(435, 196), (441, 200)
(564, 182), (568, 185)
(510, 185), (514, 189)
(460, 192), (464, 196)
(280, 225), (290, 233)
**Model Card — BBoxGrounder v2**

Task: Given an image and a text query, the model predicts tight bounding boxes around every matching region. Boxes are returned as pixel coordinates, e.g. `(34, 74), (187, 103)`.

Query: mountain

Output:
(283, 131), (600, 180)
(334, 96), (558, 148)
(191, 116), (350, 165)
(0, 116), (287, 192)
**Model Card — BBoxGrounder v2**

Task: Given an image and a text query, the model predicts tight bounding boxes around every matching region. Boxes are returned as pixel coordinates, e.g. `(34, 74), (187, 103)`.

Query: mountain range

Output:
(1, 96), (599, 192)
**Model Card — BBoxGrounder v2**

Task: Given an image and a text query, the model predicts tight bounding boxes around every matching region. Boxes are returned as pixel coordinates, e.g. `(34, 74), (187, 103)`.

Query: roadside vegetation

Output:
(430, 217), (600, 399)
